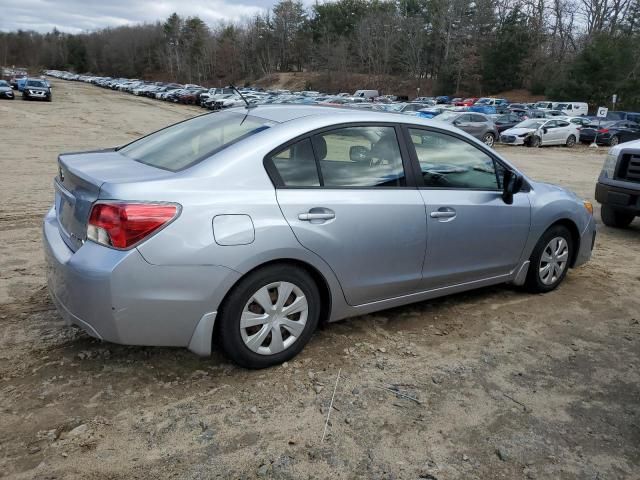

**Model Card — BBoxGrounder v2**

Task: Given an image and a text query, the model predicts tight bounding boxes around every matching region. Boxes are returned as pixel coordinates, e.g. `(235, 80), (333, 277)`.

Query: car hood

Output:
(502, 127), (536, 135)
(0, 86), (12, 92)
(529, 179), (580, 200)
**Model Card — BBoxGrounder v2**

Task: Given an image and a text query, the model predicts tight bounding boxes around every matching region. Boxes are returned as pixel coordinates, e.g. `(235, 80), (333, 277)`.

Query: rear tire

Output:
(565, 135), (576, 147)
(482, 133), (495, 147)
(609, 136), (619, 146)
(601, 205), (634, 228)
(525, 225), (573, 293)
(218, 264), (321, 369)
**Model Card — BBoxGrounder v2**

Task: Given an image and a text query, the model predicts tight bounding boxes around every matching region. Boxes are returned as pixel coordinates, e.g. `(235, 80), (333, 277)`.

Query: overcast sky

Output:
(0, 0), (285, 33)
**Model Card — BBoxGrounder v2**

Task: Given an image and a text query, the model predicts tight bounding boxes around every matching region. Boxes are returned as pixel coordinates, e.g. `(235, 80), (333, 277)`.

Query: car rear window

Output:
(119, 111), (276, 171)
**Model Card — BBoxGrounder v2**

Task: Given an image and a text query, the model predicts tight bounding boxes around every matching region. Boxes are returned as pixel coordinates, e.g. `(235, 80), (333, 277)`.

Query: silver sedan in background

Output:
(43, 106), (596, 368)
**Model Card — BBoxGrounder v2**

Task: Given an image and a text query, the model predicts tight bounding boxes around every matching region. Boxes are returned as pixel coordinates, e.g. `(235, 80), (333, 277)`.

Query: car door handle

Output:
(298, 212), (335, 221)
(430, 209), (456, 219)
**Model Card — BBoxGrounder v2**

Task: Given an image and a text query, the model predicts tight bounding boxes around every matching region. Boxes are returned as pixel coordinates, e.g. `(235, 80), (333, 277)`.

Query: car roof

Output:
(225, 104), (470, 136)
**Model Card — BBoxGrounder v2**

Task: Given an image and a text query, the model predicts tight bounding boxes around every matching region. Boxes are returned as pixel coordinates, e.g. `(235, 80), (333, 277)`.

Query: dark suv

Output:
(22, 78), (52, 101)
(595, 139), (640, 228)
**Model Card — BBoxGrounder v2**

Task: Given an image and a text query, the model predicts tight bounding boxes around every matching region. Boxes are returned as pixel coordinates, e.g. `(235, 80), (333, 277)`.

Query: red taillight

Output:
(87, 203), (178, 249)
(598, 128), (609, 133)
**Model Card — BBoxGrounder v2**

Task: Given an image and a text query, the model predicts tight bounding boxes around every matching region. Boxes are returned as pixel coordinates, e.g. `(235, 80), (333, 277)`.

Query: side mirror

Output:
(502, 170), (523, 204)
(542, 127), (548, 134)
(350, 145), (370, 162)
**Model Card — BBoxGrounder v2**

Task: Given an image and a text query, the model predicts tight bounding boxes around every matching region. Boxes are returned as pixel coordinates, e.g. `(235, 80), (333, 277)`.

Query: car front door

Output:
(540, 120), (557, 144)
(404, 127), (531, 289)
(270, 125), (427, 306)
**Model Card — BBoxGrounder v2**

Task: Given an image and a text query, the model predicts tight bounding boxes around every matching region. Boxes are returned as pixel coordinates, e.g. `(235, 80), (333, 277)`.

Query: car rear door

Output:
(627, 122), (640, 142)
(403, 126), (530, 289)
(270, 124), (427, 306)
(555, 119), (573, 144)
(468, 114), (489, 139)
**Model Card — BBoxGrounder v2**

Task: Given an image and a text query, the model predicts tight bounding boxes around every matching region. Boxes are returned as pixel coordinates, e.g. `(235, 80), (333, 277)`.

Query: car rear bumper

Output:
(595, 182), (640, 214)
(579, 133), (610, 144)
(43, 207), (241, 355)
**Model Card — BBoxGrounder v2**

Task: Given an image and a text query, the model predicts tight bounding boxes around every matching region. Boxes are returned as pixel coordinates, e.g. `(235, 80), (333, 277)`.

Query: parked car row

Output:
(0, 75), (52, 101)
(44, 70), (640, 148)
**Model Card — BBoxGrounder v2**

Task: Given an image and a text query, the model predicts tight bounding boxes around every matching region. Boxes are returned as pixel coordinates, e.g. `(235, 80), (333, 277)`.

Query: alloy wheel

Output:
(483, 133), (495, 147)
(538, 237), (569, 285)
(240, 281), (308, 355)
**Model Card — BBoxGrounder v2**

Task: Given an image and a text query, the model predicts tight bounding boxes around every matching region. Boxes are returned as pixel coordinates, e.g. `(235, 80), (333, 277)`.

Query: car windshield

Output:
(26, 80), (46, 87)
(435, 111), (460, 122)
(516, 120), (546, 129)
(475, 98), (491, 104)
(120, 112), (276, 171)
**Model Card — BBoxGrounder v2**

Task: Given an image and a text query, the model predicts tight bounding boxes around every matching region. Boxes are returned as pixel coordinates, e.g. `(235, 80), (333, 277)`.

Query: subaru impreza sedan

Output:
(43, 106), (596, 368)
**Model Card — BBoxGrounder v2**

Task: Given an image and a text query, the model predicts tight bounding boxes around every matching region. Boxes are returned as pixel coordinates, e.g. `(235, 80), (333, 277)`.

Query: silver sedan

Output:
(43, 106), (596, 368)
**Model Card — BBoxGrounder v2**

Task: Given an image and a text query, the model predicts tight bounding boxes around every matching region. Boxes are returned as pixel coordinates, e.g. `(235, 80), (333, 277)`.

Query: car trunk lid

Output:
(55, 149), (173, 252)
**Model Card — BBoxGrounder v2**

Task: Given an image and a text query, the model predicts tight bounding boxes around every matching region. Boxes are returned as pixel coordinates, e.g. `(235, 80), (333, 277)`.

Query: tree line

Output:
(1, 0), (639, 109)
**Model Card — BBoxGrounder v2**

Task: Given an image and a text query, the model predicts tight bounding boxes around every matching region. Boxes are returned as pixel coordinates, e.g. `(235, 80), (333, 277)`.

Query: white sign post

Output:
(591, 107), (609, 148)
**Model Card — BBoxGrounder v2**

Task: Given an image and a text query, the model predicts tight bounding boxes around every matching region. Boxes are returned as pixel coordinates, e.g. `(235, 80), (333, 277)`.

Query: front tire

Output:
(609, 136), (619, 147)
(218, 264), (321, 368)
(525, 225), (573, 293)
(528, 135), (541, 148)
(601, 205), (634, 228)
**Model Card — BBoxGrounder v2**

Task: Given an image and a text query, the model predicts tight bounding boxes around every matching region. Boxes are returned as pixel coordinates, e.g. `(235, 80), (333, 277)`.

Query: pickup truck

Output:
(595, 139), (640, 227)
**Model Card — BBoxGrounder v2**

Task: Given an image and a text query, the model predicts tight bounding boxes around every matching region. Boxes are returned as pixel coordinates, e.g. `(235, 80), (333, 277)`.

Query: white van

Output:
(353, 89), (379, 100)
(555, 102), (588, 116)
(534, 101), (555, 110)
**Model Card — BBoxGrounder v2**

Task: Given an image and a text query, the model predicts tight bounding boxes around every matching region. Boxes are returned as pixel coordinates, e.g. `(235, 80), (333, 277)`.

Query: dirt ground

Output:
(1, 80), (638, 480)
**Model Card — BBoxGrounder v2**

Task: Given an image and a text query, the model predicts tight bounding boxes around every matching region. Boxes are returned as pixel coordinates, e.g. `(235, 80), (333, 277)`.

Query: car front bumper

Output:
(43, 207), (241, 355)
(574, 214), (596, 267)
(595, 182), (640, 214)
(500, 135), (526, 145)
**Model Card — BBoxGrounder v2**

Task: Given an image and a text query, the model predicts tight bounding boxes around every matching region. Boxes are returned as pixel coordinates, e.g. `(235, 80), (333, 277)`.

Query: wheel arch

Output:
(547, 218), (581, 267)
(215, 258), (333, 339)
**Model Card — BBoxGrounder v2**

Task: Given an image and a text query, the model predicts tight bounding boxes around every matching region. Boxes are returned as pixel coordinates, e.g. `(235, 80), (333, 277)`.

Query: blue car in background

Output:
(16, 77), (28, 91)
(416, 107), (447, 119)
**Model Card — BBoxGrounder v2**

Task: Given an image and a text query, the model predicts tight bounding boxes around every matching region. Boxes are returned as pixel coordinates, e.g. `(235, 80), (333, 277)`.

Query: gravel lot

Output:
(1, 80), (639, 480)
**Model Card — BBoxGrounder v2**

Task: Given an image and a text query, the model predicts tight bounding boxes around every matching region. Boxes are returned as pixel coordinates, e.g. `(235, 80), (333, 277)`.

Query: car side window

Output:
(312, 126), (406, 187)
(268, 138), (320, 187)
(408, 128), (500, 190)
(471, 114), (486, 122)
(545, 121), (557, 128)
(557, 120), (570, 127)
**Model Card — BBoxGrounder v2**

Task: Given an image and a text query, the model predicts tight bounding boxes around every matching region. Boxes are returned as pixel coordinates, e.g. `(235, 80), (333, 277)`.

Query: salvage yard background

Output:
(0, 80), (639, 479)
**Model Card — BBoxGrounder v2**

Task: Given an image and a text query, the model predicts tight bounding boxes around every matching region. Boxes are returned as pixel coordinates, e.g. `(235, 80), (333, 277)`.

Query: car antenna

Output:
(230, 84), (254, 110)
